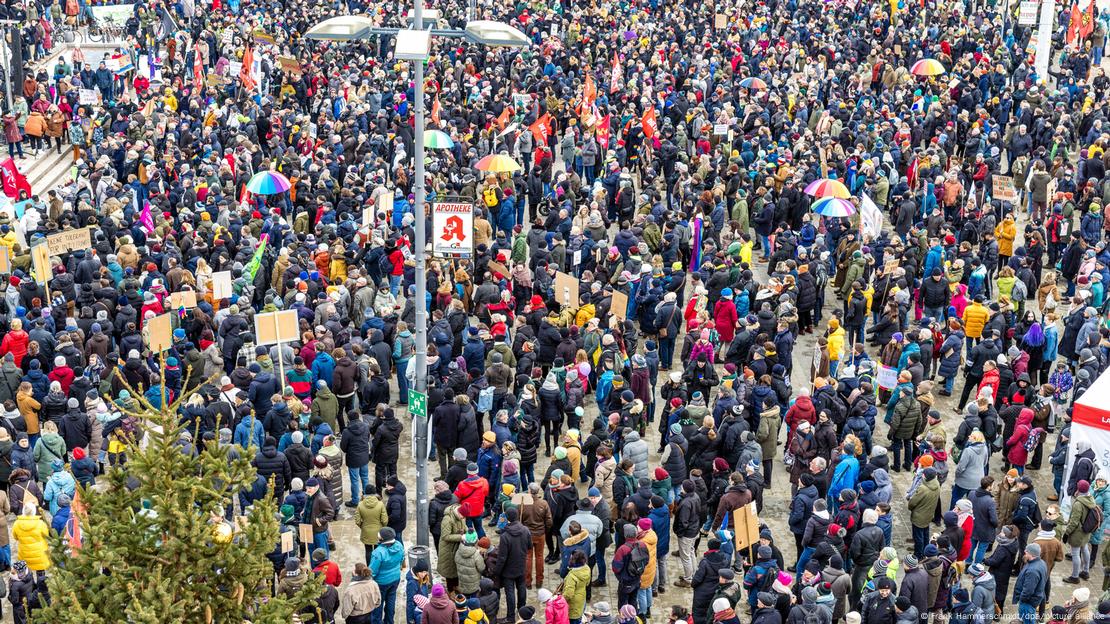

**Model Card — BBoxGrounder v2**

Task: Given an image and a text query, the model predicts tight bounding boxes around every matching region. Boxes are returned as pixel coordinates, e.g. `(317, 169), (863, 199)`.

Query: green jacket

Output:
(1065, 495), (1098, 547)
(889, 394), (922, 441)
(311, 388), (339, 431)
(355, 496), (388, 545)
(840, 258), (867, 298)
(454, 543), (486, 595)
(437, 506), (467, 579)
(33, 433), (67, 480)
(756, 407), (782, 460)
(563, 562), (591, 619)
(908, 478), (940, 528)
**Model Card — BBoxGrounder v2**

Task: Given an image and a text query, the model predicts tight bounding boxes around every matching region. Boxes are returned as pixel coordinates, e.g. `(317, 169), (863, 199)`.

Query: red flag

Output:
(1068, 2), (1082, 44)
(240, 46), (256, 92)
(1081, 0), (1095, 39)
(530, 113), (552, 145)
(193, 43), (203, 89)
(431, 95), (442, 125)
(0, 158), (31, 199)
(641, 107), (658, 140)
(597, 115), (611, 149)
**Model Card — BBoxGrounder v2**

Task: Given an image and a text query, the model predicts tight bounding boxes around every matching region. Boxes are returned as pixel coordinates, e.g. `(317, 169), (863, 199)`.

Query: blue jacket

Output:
(234, 415), (265, 449)
(476, 446), (500, 485)
(923, 245), (944, 278)
(649, 505), (671, 555)
(310, 353), (336, 386)
(463, 337), (486, 374)
(370, 539), (406, 585)
(1012, 557), (1047, 605)
(827, 454), (859, 505)
(406, 570), (430, 624)
(51, 505), (71, 535)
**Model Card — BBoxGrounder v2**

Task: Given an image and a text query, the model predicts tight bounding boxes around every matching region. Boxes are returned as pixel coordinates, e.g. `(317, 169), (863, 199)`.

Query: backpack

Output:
(802, 607), (821, 624)
(1081, 502), (1104, 534)
(1022, 428), (1044, 453)
(626, 541), (650, 578)
(477, 385), (495, 413)
(483, 186), (500, 208)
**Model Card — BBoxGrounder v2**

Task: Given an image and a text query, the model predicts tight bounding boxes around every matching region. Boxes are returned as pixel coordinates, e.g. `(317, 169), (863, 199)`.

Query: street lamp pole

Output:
(411, 0), (431, 561)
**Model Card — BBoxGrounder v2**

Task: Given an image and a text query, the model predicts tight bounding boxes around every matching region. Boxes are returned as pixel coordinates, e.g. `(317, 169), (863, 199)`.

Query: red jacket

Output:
(785, 395), (817, 432)
(454, 476), (489, 519)
(48, 366), (75, 396)
(313, 560), (342, 587)
(713, 299), (738, 343)
(0, 329), (28, 367)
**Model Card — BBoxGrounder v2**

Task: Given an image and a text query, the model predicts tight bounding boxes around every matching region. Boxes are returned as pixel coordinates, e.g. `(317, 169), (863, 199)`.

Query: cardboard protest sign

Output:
(169, 290), (198, 309)
(46, 227), (92, 255)
(611, 291), (628, 321)
(146, 313), (174, 352)
(211, 271), (234, 299)
(554, 271), (579, 307)
(255, 310), (299, 345)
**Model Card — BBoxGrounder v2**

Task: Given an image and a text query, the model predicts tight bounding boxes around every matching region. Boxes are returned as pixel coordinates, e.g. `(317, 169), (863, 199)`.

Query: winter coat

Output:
(355, 496), (388, 545)
(455, 543), (486, 594)
(12, 513), (49, 570)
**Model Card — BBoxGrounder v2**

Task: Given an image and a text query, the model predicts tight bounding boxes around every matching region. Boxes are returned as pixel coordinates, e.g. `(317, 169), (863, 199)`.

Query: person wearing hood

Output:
(42, 457), (74, 515)
(341, 563), (383, 624)
(233, 409), (265, 450)
(311, 382), (340, 434)
(32, 422), (67, 481)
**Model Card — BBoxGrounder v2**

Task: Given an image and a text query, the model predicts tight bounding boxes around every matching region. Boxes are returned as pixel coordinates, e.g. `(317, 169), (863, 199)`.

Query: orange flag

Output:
(431, 95), (442, 125)
(240, 46), (256, 92)
(641, 107), (659, 139)
(495, 106), (513, 131)
(530, 113), (552, 144)
(584, 74), (597, 107)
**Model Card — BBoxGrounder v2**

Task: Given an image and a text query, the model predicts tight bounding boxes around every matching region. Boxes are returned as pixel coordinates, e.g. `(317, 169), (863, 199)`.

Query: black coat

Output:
(493, 521), (532, 579)
(253, 443), (292, 495)
(386, 482), (408, 533)
(340, 417), (371, 468)
(286, 441), (314, 483)
(59, 409), (91, 452)
(432, 402), (460, 450)
(371, 412), (403, 465)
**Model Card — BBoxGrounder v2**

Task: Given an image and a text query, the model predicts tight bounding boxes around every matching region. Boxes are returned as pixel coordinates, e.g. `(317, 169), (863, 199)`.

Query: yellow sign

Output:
(30, 243), (50, 285)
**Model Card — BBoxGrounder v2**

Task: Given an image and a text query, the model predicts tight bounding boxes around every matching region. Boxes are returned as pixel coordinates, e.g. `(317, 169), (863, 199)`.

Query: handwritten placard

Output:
(146, 313), (173, 352)
(45, 227), (91, 255)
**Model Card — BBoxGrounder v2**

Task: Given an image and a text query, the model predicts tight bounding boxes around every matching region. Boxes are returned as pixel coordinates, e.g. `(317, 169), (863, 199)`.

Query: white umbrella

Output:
(304, 16), (376, 41)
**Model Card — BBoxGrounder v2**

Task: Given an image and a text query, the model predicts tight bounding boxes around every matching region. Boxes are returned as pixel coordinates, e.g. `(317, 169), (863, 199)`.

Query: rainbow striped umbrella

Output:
(910, 58), (946, 76)
(245, 170), (291, 195)
(739, 77), (768, 90)
(804, 178), (851, 199)
(476, 154), (523, 173)
(811, 197), (856, 217)
(424, 130), (455, 149)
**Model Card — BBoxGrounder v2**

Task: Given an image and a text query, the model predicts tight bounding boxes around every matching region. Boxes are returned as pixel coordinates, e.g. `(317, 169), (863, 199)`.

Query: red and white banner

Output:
(432, 203), (474, 257)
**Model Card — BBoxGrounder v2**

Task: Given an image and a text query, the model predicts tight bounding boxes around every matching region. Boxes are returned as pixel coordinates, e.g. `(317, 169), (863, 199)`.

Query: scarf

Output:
(712, 608), (736, 622)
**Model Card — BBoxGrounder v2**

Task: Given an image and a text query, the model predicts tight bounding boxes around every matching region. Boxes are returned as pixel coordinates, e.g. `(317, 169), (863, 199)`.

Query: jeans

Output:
(396, 363), (410, 404)
(829, 360), (839, 378)
(389, 274), (401, 297)
(376, 581), (398, 624)
(968, 539), (989, 565)
(348, 464), (369, 503)
(466, 516), (486, 539)
(912, 525), (929, 558)
(923, 306), (945, 322)
(659, 336), (676, 369)
(595, 544), (608, 584)
(503, 576), (526, 620)
(760, 234), (771, 258)
(1018, 602), (1038, 624)
(1071, 544), (1091, 577)
(313, 531), (330, 559)
(636, 587), (653, 614)
(951, 485), (969, 510)
(944, 375), (955, 394)
(795, 546), (815, 575)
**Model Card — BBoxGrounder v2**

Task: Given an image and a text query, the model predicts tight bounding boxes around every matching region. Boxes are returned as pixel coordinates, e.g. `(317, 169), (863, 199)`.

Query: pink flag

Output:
(139, 200), (155, 234)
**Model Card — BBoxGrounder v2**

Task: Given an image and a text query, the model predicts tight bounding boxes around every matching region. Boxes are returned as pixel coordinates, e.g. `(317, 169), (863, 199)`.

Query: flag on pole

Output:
(529, 113), (552, 145)
(431, 95), (442, 125)
(609, 52), (622, 94)
(1080, 0), (1095, 38)
(641, 107), (659, 139)
(597, 114), (611, 149)
(689, 216), (703, 271)
(583, 73), (597, 108)
(242, 233), (269, 284)
(1067, 2), (1082, 44)
(860, 194), (885, 238)
(139, 200), (155, 234)
(240, 46), (256, 92)
(495, 107), (512, 131)
(193, 43), (203, 89)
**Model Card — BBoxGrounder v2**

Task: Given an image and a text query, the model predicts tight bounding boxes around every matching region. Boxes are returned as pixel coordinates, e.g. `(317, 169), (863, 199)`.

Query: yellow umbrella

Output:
(476, 154), (523, 173)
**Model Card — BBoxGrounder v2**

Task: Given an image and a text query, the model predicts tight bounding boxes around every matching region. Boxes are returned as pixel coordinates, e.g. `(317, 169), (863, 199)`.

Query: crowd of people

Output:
(0, 0), (1107, 618)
